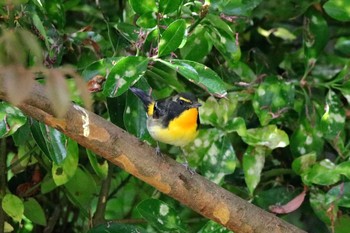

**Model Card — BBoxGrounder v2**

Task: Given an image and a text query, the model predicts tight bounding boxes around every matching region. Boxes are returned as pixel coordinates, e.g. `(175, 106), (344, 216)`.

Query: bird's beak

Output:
(191, 102), (202, 108)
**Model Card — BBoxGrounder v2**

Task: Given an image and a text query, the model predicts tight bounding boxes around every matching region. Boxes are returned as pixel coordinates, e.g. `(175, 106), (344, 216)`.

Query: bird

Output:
(129, 87), (201, 172)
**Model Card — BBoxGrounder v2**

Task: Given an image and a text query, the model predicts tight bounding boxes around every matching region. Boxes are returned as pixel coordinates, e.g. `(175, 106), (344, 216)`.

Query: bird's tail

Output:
(129, 87), (154, 115)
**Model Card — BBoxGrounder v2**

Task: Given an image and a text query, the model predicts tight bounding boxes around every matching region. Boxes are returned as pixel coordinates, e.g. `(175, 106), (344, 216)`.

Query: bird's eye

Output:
(179, 99), (185, 105)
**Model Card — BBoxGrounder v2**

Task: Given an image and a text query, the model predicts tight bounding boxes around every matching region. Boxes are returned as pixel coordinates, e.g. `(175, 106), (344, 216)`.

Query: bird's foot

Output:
(182, 162), (196, 175)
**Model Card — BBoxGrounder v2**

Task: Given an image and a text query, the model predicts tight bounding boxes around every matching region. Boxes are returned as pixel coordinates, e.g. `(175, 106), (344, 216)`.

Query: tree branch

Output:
(0, 82), (306, 233)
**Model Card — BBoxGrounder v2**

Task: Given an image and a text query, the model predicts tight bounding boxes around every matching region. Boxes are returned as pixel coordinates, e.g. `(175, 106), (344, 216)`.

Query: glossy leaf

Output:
(2, 194), (24, 222)
(320, 90), (346, 139)
(211, 0), (262, 16)
(87, 223), (147, 233)
(326, 182), (350, 208)
(24, 198), (47, 226)
(124, 79), (153, 142)
(241, 125), (289, 150)
(290, 118), (324, 157)
(114, 23), (140, 43)
(303, 159), (340, 185)
(136, 12), (157, 28)
(292, 152), (317, 175)
(82, 57), (121, 82)
(303, 8), (329, 62)
(310, 192), (332, 225)
(185, 128), (237, 184)
(158, 59), (228, 97)
(103, 56), (149, 97)
(180, 26), (212, 62)
(198, 220), (232, 233)
(0, 102), (27, 138)
(253, 76), (294, 126)
(323, 0), (350, 22)
(31, 121), (76, 165)
(158, 19), (186, 57)
(335, 37), (350, 57)
(52, 138), (79, 186)
(129, 0), (157, 15)
(159, 0), (183, 14)
(243, 146), (267, 195)
(86, 150), (108, 179)
(137, 199), (186, 232)
(203, 14), (241, 64)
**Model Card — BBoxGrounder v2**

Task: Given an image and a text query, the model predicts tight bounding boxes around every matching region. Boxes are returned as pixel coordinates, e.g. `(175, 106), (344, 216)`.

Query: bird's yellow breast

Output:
(147, 108), (199, 147)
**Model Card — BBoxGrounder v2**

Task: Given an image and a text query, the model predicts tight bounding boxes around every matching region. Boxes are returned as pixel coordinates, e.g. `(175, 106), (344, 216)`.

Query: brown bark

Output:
(0, 82), (306, 233)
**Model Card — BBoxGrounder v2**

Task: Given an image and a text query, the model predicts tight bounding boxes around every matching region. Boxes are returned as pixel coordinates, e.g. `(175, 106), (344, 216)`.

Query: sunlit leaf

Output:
(320, 90), (346, 139)
(198, 220), (232, 233)
(2, 194), (24, 222)
(253, 76), (294, 126)
(303, 159), (340, 185)
(291, 152), (317, 175)
(158, 59), (228, 97)
(323, 0), (350, 22)
(158, 19), (186, 57)
(243, 146), (267, 195)
(52, 138), (79, 186)
(103, 56), (149, 97)
(137, 199), (186, 232)
(129, 0), (157, 15)
(241, 125), (289, 150)
(159, 0), (183, 14)
(0, 102), (27, 138)
(86, 150), (109, 179)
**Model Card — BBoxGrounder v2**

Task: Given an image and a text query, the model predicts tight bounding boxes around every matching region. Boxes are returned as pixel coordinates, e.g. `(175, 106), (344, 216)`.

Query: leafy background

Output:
(1, 0), (350, 232)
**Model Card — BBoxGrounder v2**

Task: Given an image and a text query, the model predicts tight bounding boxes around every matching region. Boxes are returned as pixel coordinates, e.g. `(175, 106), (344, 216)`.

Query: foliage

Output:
(1, 0), (350, 232)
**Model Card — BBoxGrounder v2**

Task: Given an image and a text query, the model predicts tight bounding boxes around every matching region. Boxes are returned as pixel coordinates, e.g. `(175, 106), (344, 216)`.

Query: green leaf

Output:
(82, 57), (121, 82)
(65, 167), (97, 208)
(136, 12), (157, 28)
(52, 138), (79, 186)
(230, 61), (257, 82)
(40, 174), (57, 194)
(326, 182), (350, 208)
(241, 125), (289, 150)
(2, 194), (24, 222)
(87, 223), (147, 233)
(86, 150), (109, 179)
(252, 76), (294, 126)
(159, 0), (183, 14)
(180, 26), (212, 62)
(32, 13), (49, 49)
(103, 56), (149, 97)
(185, 128), (237, 184)
(303, 159), (341, 185)
(334, 37), (350, 57)
(158, 59), (228, 97)
(137, 199), (186, 232)
(336, 161), (350, 179)
(129, 0), (157, 14)
(323, 0), (350, 22)
(199, 94), (238, 129)
(320, 90), (346, 139)
(198, 220), (232, 233)
(114, 23), (140, 43)
(291, 152), (317, 175)
(203, 14), (241, 64)
(24, 198), (47, 226)
(290, 118), (324, 157)
(243, 146), (267, 195)
(0, 102), (27, 138)
(124, 79), (153, 142)
(211, 0), (263, 16)
(303, 8), (329, 62)
(310, 192), (332, 225)
(158, 19), (186, 57)
(31, 121), (76, 164)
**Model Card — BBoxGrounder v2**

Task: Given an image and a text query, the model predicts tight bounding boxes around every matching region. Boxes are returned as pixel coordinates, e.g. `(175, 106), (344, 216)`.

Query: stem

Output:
(92, 162), (113, 226)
